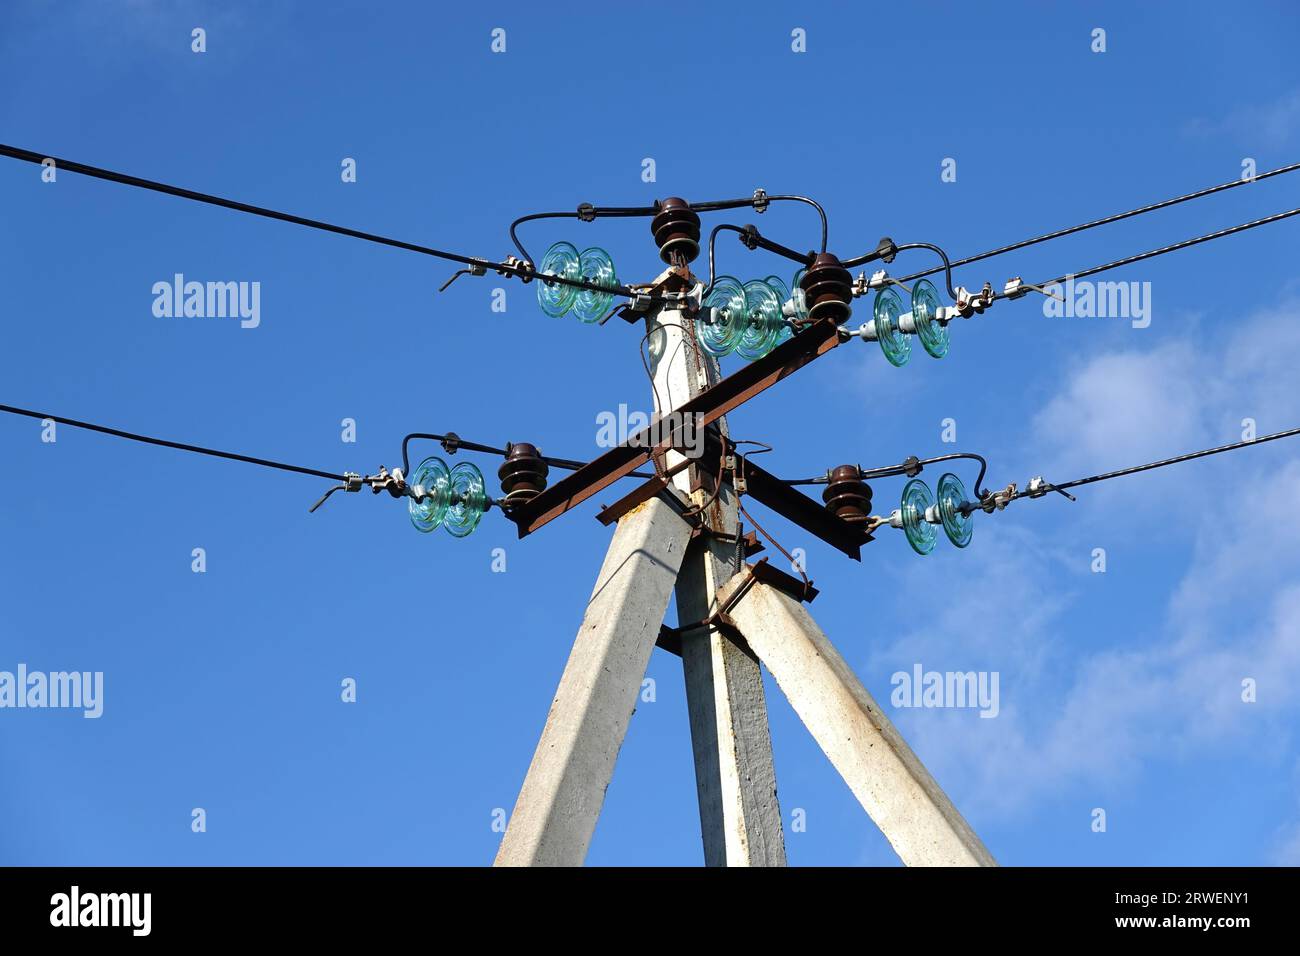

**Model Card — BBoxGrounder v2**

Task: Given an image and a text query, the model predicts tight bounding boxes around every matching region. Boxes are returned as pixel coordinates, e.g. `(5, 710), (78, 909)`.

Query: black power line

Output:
(0, 404), (346, 481)
(859, 160), (1300, 280)
(1016, 425), (1300, 501)
(1018, 205), (1300, 293)
(0, 142), (639, 298)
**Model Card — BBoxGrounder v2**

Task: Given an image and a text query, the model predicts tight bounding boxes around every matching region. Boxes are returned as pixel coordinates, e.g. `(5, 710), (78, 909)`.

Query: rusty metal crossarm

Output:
(508, 318), (843, 537)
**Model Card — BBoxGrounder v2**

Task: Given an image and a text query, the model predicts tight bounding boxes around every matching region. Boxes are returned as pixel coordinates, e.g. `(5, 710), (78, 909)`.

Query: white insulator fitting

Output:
(685, 281), (706, 312)
(858, 321), (879, 342)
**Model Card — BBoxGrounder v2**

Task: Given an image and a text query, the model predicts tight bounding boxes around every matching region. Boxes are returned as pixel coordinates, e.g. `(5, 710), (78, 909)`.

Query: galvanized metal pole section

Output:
(647, 276), (788, 867)
(494, 493), (692, 867)
(717, 573), (997, 867)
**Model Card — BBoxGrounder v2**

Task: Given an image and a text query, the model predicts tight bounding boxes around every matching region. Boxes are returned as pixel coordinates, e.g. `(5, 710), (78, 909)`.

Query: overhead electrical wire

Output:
(0, 143), (838, 302)
(1010, 425), (1300, 502)
(7, 142), (1300, 546)
(845, 159), (1300, 278)
(785, 452), (990, 500)
(1011, 205), (1300, 296)
(0, 403), (347, 481)
(400, 432), (656, 481)
(0, 143), (639, 299)
(0, 404), (662, 495)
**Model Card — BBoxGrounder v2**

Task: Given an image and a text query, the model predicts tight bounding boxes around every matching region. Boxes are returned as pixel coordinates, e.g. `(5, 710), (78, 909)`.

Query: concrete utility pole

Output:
(649, 283), (787, 866)
(495, 213), (994, 869)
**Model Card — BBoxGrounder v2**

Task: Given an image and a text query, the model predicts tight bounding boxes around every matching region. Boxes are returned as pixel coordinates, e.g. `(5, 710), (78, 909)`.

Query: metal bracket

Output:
(367, 465), (407, 498)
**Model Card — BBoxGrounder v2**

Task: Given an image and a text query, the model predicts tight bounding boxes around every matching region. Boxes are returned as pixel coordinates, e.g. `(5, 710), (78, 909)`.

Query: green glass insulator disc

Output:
(936, 472), (973, 548)
(765, 275), (793, 345)
(408, 456), (451, 533)
(536, 241), (580, 317)
(444, 461), (487, 538)
(790, 268), (810, 321)
(912, 278), (949, 359)
(874, 287), (911, 367)
(737, 279), (783, 361)
(900, 478), (937, 555)
(572, 246), (618, 324)
(699, 276), (745, 356)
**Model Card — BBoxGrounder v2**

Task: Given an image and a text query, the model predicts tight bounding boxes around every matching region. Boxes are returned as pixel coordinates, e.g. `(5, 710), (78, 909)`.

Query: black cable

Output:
(785, 452), (989, 499)
(694, 195), (829, 252)
(0, 143), (641, 299)
(511, 194), (827, 284)
(888, 160), (1300, 286)
(1012, 205), (1300, 295)
(0, 404), (346, 481)
(1013, 425), (1300, 501)
(893, 242), (957, 299)
(400, 432), (656, 481)
(508, 207), (658, 267)
(703, 223), (813, 291)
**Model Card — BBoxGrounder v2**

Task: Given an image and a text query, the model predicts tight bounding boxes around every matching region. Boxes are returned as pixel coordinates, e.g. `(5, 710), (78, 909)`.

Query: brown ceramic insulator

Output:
(498, 442), (549, 505)
(799, 252), (854, 325)
(650, 197), (701, 265)
(821, 464), (873, 521)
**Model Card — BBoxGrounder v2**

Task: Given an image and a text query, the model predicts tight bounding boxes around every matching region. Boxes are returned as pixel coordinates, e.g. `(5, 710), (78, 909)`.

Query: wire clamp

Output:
(1003, 277), (1030, 299)
(979, 482), (1017, 513)
(576, 202), (596, 222)
(623, 292), (656, 314)
(438, 259), (490, 292)
(863, 269), (891, 292)
(952, 283), (996, 318)
(307, 472), (365, 514)
(752, 188), (770, 214)
(367, 466), (407, 498)
(1026, 475), (1077, 502)
(498, 255), (534, 283)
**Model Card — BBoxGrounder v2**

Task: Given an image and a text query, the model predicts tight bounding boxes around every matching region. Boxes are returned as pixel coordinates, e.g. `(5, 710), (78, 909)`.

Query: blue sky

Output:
(2, 0), (1299, 866)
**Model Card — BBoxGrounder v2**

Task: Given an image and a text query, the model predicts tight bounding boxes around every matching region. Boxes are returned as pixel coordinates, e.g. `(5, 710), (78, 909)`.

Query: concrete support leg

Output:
(494, 495), (692, 867)
(718, 573), (996, 867)
(676, 493), (786, 866)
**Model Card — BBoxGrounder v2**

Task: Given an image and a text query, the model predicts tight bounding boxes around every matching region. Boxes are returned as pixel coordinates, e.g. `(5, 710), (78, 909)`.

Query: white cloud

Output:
(867, 293), (1300, 839)
(1031, 342), (1210, 480)
(1186, 89), (1300, 147)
